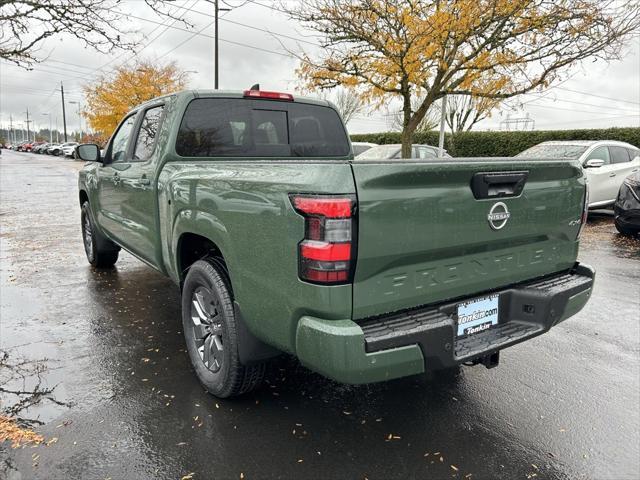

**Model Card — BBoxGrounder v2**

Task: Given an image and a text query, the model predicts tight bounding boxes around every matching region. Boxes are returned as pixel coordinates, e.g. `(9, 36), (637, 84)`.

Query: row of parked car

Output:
(4, 134), (637, 236)
(7, 140), (79, 157)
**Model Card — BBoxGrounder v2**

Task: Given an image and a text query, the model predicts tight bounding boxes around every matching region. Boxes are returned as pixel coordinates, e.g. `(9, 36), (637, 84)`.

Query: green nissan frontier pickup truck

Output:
(76, 89), (594, 398)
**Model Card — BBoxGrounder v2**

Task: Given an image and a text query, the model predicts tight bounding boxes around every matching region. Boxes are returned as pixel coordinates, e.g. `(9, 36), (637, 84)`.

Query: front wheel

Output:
(81, 201), (119, 268)
(182, 258), (265, 398)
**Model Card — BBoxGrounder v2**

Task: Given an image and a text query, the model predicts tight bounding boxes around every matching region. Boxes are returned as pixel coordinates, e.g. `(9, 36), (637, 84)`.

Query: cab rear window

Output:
(176, 98), (350, 157)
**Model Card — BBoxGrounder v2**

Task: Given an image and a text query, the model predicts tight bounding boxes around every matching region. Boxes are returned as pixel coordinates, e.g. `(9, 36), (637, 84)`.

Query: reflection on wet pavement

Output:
(1, 151), (639, 480)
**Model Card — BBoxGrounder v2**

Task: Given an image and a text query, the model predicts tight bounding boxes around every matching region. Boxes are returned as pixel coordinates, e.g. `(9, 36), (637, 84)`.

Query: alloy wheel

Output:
(82, 213), (93, 258)
(190, 286), (224, 373)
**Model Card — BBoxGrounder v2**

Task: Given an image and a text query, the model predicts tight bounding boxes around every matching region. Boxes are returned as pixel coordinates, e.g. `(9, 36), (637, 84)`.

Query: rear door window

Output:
(609, 146), (630, 164)
(133, 105), (164, 161)
(176, 98), (349, 157)
(414, 146), (438, 159)
(627, 148), (640, 161)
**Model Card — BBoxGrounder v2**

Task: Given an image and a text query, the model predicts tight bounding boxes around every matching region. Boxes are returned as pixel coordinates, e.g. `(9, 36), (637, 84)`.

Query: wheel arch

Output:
(79, 189), (89, 207)
(176, 232), (229, 286)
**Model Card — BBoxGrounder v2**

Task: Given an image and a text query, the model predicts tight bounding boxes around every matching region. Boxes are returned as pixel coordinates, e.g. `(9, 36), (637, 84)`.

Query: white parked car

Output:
(516, 140), (640, 208)
(356, 143), (451, 160)
(351, 141), (378, 156)
(61, 142), (79, 157)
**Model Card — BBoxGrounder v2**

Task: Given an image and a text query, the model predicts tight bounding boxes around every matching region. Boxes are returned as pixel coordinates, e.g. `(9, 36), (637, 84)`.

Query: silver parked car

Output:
(355, 143), (451, 160)
(516, 140), (640, 208)
(351, 141), (378, 156)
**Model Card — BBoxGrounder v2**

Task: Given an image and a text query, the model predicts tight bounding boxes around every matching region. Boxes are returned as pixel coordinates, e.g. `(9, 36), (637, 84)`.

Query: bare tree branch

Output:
(0, 0), (208, 67)
(285, 0), (640, 157)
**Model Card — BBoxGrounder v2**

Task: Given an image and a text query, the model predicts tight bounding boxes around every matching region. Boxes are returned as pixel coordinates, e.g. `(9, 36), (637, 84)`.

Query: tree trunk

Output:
(400, 128), (413, 158)
(400, 90), (412, 158)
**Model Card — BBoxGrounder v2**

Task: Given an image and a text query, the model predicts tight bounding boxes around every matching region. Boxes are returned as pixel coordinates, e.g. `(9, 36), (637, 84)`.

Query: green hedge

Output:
(351, 127), (640, 157)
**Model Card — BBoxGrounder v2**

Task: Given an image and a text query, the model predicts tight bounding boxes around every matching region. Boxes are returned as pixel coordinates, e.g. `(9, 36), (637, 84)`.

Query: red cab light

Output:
(243, 90), (294, 101)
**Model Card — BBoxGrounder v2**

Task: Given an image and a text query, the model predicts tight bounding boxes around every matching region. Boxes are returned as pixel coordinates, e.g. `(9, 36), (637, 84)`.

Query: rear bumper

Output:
(295, 263), (594, 384)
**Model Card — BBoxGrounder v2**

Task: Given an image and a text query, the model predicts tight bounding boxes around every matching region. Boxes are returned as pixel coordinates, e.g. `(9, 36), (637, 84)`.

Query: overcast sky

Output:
(1, 0), (639, 138)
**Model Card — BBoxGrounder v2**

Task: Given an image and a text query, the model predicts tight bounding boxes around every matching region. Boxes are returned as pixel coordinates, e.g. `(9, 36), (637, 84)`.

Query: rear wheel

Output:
(81, 201), (119, 268)
(182, 258), (265, 398)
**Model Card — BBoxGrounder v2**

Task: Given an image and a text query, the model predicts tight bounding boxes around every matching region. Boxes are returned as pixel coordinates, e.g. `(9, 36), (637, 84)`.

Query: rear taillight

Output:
(291, 194), (356, 284)
(624, 178), (640, 202)
(577, 183), (589, 240)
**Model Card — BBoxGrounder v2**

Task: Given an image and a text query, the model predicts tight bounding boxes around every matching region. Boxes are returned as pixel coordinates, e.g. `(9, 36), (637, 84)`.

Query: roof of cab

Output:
(191, 89), (331, 107)
(132, 89), (333, 112)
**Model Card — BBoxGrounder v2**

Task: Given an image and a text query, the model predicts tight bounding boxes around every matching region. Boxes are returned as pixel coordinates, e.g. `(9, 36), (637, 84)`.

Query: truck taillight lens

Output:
(291, 194), (356, 285)
(577, 183), (589, 240)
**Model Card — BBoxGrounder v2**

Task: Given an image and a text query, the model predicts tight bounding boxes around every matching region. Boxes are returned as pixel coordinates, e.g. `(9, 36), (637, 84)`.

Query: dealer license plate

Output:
(456, 294), (499, 337)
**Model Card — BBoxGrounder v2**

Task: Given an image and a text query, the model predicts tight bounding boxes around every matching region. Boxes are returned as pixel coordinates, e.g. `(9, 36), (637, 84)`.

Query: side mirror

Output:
(76, 144), (101, 162)
(584, 159), (605, 168)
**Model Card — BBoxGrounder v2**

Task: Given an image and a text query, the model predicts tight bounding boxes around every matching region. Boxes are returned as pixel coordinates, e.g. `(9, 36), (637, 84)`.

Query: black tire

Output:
(81, 201), (119, 268)
(615, 218), (637, 236)
(182, 258), (265, 398)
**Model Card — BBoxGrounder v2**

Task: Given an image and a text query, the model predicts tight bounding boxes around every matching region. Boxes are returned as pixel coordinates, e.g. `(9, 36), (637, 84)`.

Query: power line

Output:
(156, 18), (215, 60)
(554, 86), (640, 106)
(524, 101), (637, 115)
(535, 114), (639, 128)
(90, 0), (197, 76)
(244, 0), (288, 14)
(116, 0), (201, 71)
(0, 88), (80, 101)
(0, 61), (95, 82)
(166, 1), (321, 47)
(523, 92), (638, 114)
(121, 11), (295, 58)
(0, 83), (81, 96)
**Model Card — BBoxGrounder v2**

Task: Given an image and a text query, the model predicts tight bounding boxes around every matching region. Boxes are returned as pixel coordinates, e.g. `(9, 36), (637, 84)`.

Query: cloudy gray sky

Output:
(1, 0), (639, 138)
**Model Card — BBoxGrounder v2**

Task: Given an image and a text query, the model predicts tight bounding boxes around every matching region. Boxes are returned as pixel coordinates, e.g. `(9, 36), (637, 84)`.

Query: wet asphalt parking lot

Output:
(0, 149), (639, 480)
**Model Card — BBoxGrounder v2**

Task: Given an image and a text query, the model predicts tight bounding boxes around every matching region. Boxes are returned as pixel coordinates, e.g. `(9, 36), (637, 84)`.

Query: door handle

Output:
(632, 168), (639, 172)
(139, 177), (151, 186)
(609, 173), (616, 177)
(470, 171), (528, 199)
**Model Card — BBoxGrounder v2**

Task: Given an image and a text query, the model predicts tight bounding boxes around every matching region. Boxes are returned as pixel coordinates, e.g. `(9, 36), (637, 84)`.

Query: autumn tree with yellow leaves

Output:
(287, 0), (640, 157)
(84, 60), (188, 136)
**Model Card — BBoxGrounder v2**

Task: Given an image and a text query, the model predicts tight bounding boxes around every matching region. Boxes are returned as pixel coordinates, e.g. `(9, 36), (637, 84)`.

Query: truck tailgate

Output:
(351, 159), (586, 319)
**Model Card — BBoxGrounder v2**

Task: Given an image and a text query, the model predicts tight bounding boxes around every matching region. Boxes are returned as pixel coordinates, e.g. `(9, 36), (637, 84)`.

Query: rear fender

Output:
(170, 210), (280, 364)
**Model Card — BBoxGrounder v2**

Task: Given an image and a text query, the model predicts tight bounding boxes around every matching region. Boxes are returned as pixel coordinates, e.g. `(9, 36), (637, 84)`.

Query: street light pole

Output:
(68, 101), (83, 142)
(42, 113), (52, 142)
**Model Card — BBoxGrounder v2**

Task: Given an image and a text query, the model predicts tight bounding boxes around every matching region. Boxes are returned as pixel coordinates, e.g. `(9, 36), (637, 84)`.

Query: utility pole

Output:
(9, 113), (14, 144)
(214, 0), (231, 89)
(61, 82), (68, 142)
(438, 95), (447, 157)
(25, 108), (32, 142)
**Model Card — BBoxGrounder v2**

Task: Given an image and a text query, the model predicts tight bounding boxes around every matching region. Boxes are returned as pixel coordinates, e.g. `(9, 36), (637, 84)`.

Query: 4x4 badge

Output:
(487, 202), (510, 230)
